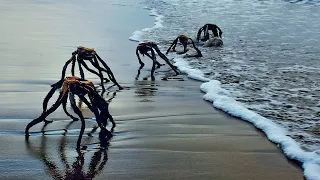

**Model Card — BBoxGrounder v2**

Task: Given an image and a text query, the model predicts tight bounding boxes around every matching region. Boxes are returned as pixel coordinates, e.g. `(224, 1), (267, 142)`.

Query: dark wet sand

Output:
(0, 1), (304, 180)
(0, 78), (304, 180)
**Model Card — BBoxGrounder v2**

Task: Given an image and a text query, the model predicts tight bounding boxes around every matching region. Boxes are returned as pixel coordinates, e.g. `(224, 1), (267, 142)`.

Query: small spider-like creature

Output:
(166, 34), (202, 57)
(196, 24), (223, 42)
(136, 42), (179, 80)
(25, 76), (115, 149)
(61, 46), (123, 91)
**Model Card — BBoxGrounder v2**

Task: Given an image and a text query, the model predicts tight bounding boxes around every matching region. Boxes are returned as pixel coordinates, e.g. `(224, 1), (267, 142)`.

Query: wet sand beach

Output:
(0, 1), (304, 179)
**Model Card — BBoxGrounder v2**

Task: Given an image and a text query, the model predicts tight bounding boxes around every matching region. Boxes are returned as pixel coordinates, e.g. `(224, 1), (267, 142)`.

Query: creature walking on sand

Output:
(136, 42), (179, 80)
(25, 76), (116, 149)
(61, 46), (123, 92)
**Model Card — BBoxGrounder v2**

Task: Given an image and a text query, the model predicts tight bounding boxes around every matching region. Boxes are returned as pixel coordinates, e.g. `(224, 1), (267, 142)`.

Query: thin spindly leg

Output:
(91, 57), (106, 94)
(77, 57), (85, 79)
(95, 54), (123, 90)
(80, 59), (107, 92)
(78, 95), (102, 136)
(77, 95), (99, 136)
(60, 55), (75, 80)
(87, 94), (112, 137)
(145, 52), (162, 68)
(153, 45), (179, 74)
(25, 93), (66, 136)
(92, 92), (115, 131)
(41, 86), (60, 124)
(149, 49), (156, 81)
(62, 94), (79, 121)
(90, 58), (110, 82)
(71, 57), (76, 76)
(69, 93), (86, 150)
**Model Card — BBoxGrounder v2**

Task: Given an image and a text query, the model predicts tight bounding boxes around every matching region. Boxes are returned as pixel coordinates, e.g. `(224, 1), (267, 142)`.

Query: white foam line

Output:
(129, 8), (164, 42)
(172, 57), (320, 180)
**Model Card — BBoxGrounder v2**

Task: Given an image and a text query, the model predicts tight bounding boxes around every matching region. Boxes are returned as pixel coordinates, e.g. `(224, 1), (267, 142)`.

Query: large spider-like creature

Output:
(61, 46), (123, 91)
(197, 24), (223, 42)
(25, 76), (115, 149)
(136, 42), (179, 80)
(166, 34), (202, 57)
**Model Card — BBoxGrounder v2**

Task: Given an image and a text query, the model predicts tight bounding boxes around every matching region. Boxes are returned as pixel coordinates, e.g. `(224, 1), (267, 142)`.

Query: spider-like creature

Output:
(196, 24), (223, 42)
(166, 34), (202, 57)
(61, 46), (123, 91)
(25, 76), (115, 149)
(136, 42), (179, 80)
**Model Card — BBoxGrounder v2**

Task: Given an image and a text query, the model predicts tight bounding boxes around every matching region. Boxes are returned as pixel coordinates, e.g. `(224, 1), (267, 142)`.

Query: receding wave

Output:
(130, 0), (320, 178)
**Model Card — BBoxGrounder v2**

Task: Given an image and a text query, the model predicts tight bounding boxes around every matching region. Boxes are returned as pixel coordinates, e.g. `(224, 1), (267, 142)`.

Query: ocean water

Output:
(130, 0), (320, 179)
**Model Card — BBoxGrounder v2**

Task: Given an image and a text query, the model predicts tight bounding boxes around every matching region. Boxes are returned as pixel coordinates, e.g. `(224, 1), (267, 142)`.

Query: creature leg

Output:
(149, 49), (156, 81)
(212, 29), (218, 37)
(62, 94), (79, 121)
(90, 58), (110, 83)
(69, 93), (86, 149)
(135, 67), (142, 80)
(91, 57), (107, 94)
(60, 55), (75, 80)
(25, 93), (65, 136)
(153, 45), (179, 74)
(183, 42), (188, 53)
(81, 96), (113, 138)
(79, 60), (107, 92)
(172, 43), (177, 51)
(71, 58), (76, 76)
(136, 49), (145, 68)
(145, 53), (162, 68)
(42, 87), (58, 123)
(77, 57), (86, 79)
(76, 95), (98, 136)
(95, 54), (123, 90)
(108, 114), (116, 132)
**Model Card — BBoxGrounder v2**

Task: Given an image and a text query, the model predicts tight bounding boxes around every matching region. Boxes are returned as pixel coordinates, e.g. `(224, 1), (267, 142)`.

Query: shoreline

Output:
(0, 0), (306, 179)
(137, 3), (320, 178)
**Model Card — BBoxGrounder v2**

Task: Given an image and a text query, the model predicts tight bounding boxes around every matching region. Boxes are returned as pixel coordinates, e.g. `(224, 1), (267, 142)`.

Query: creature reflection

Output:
(26, 130), (111, 180)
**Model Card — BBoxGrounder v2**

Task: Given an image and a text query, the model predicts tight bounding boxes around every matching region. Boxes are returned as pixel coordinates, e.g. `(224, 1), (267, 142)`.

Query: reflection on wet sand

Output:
(25, 132), (111, 180)
(134, 81), (159, 101)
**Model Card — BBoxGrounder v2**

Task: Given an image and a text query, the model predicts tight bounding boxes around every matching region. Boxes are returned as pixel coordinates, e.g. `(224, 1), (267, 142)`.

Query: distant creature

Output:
(61, 46), (123, 92)
(136, 42), (179, 80)
(25, 76), (115, 149)
(166, 34), (202, 57)
(197, 24), (222, 42)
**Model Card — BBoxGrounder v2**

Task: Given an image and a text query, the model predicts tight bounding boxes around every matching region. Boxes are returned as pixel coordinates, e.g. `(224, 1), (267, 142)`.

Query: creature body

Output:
(197, 24), (223, 42)
(204, 36), (224, 47)
(166, 34), (202, 57)
(61, 46), (123, 91)
(136, 42), (179, 80)
(25, 76), (115, 149)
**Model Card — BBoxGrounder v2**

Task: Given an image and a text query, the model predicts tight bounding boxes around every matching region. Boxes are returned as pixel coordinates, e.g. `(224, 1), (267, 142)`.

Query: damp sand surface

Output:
(0, 0), (303, 179)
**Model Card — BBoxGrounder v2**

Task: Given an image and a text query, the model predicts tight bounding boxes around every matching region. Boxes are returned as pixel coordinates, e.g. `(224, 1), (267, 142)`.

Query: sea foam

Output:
(173, 57), (320, 180)
(129, 8), (164, 42)
(130, 4), (320, 180)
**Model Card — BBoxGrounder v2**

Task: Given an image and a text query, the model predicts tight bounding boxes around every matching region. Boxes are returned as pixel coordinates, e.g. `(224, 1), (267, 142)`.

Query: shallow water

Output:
(136, 0), (320, 178)
(141, 0), (320, 151)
